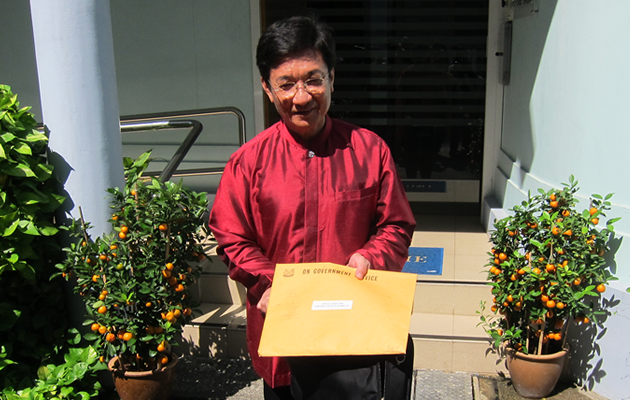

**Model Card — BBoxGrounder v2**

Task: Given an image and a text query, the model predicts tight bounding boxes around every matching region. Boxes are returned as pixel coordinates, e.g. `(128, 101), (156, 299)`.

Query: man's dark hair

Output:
(256, 16), (336, 83)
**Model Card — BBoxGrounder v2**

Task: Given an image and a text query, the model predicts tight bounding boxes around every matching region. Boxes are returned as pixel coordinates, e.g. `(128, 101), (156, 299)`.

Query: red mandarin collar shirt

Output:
(209, 116), (416, 387)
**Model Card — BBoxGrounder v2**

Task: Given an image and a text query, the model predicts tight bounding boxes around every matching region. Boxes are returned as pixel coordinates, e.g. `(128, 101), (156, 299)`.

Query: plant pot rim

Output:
(107, 353), (179, 377)
(506, 346), (569, 361)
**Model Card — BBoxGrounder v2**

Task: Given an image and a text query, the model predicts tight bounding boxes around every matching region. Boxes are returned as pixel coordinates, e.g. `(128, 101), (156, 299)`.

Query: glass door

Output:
(263, 0), (489, 207)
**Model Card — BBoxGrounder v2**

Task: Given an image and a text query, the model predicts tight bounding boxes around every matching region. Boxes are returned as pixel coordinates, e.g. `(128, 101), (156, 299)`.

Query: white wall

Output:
(0, 0), (259, 194)
(110, 0), (256, 134)
(0, 1), (42, 118)
(1, 0), (258, 143)
(492, 1), (630, 398)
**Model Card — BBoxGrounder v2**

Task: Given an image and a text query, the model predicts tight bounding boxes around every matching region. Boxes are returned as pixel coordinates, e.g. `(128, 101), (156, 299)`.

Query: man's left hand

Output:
(347, 253), (371, 280)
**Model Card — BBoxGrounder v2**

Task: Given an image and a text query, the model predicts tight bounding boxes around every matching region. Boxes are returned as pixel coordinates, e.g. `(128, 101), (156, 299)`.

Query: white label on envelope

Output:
(312, 300), (353, 310)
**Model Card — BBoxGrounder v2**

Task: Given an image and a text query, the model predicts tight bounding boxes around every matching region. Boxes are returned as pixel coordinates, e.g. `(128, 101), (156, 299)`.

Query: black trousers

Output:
(264, 382), (295, 400)
(287, 336), (414, 400)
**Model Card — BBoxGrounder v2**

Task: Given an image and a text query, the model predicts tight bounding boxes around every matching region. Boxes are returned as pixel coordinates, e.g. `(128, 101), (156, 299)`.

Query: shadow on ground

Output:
(478, 375), (599, 400)
(100, 355), (261, 400)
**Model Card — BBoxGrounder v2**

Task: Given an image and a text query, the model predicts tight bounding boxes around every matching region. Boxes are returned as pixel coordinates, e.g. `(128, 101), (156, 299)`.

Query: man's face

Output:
(262, 50), (334, 142)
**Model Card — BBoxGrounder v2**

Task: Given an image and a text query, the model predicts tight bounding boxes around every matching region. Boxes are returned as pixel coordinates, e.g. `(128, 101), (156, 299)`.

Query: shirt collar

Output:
(279, 115), (333, 150)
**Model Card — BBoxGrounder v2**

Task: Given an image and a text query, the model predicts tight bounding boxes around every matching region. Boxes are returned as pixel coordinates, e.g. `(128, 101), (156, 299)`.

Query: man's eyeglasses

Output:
(271, 76), (328, 97)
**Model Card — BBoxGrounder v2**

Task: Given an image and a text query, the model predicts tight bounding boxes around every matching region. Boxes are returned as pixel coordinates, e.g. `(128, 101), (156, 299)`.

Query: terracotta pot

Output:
(108, 353), (179, 400)
(506, 347), (568, 399)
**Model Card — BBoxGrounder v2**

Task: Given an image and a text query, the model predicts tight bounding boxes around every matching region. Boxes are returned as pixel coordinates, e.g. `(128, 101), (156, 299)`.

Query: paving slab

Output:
(413, 370), (473, 400)
(474, 374), (607, 400)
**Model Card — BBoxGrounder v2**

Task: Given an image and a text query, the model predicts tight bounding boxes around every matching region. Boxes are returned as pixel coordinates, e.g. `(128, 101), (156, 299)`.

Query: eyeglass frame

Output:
(270, 74), (329, 97)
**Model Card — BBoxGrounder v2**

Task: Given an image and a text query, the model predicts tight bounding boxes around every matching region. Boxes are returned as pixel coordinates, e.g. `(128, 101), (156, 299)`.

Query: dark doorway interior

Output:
(262, 0), (488, 205)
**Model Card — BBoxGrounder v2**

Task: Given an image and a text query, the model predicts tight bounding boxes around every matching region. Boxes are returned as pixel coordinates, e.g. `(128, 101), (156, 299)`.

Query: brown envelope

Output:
(258, 263), (417, 357)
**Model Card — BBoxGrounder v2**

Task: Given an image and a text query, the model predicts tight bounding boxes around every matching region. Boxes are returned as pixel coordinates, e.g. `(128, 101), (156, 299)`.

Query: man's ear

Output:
(261, 77), (275, 104)
(329, 69), (335, 93)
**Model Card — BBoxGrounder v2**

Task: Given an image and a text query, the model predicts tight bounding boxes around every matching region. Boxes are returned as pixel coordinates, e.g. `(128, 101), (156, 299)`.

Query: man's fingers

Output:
(347, 253), (370, 280)
(355, 264), (367, 280)
(257, 288), (272, 314)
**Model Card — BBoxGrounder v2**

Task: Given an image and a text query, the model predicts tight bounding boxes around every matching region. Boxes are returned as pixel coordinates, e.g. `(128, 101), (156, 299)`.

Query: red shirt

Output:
(209, 116), (416, 387)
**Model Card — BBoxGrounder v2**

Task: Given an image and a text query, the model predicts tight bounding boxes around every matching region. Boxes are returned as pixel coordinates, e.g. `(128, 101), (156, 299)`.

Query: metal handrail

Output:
(120, 107), (246, 182)
(121, 106), (246, 146)
(121, 120), (203, 182)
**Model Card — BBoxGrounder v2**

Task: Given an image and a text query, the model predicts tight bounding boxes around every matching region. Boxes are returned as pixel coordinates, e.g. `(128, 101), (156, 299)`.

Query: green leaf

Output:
(32, 163), (53, 181)
(3, 219), (19, 236)
(12, 141), (32, 156)
(0, 358), (16, 371)
(83, 333), (99, 342)
(0, 132), (16, 143)
(78, 392), (92, 400)
(18, 220), (40, 235)
(37, 221), (59, 236)
(7, 253), (19, 264)
(67, 328), (82, 345)
(0, 144), (6, 159)
(24, 131), (48, 144)
(2, 163), (36, 178)
(16, 191), (43, 205)
(73, 362), (89, 379)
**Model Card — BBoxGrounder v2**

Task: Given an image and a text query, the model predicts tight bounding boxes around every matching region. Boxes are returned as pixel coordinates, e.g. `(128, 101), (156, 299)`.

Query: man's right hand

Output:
(257, 287), (272, 315)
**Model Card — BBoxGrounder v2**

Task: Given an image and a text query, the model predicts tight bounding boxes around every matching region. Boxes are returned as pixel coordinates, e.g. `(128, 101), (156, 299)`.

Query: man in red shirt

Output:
(209, 15), (416, 400)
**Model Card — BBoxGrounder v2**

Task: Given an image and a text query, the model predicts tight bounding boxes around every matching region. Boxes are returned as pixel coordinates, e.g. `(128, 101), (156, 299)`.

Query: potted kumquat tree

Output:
(57, 151), (209, 400)
(479, 176), (619, 398)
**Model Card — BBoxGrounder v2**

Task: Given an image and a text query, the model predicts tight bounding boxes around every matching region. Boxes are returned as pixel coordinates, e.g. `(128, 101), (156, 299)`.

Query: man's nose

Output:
(293, 84), (312, 105)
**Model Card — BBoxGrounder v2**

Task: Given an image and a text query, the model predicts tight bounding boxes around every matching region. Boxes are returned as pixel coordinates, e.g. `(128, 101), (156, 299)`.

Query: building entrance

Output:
(263, 0), (489, 207)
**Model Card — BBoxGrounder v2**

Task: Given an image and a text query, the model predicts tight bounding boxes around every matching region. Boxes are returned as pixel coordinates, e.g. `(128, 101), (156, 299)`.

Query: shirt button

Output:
(308, 151), (315, 158)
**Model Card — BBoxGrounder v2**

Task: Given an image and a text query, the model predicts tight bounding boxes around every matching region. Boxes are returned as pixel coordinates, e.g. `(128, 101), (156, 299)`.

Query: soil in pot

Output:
(506, 348), (568, 399)
(108, 353), (179, 400)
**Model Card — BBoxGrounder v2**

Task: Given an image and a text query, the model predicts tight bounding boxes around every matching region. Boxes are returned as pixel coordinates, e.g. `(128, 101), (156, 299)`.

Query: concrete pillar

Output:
(29, 0), (124, 236)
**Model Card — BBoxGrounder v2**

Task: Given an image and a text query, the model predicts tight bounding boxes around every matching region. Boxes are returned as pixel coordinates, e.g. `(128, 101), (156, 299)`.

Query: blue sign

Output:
(402, 247), (444, 275)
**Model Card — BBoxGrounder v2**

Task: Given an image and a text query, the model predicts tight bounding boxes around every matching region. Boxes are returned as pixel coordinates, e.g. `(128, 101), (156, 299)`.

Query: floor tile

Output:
(454, 231), (492, 256)
(454, 254), (490, 282)
(412, 339), (453, 370)
(411, 231), (455, 255)
(452, 341), (507, 374)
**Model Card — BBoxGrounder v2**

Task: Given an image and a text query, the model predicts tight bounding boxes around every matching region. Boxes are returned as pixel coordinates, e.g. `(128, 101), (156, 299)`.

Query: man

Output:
(209, 15), (416, 400)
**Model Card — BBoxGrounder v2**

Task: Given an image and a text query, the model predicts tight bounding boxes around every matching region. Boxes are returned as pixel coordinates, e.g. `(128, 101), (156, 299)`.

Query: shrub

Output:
(58, 151), (209, 370)
(479, 176), (619, 355)
(0, 84), (69, 388)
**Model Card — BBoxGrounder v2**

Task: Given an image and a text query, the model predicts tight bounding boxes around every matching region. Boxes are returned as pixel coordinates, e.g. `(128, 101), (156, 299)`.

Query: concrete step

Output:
(410, 282), (507, 375)
(180, 303), (247, 359)
(413, 281), (493, 316)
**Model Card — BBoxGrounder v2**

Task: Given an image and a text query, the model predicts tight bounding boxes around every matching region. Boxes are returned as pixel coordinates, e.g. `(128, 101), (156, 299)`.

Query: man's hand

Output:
(347, 253), (371, 280)
(257, 287), (272, 315)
